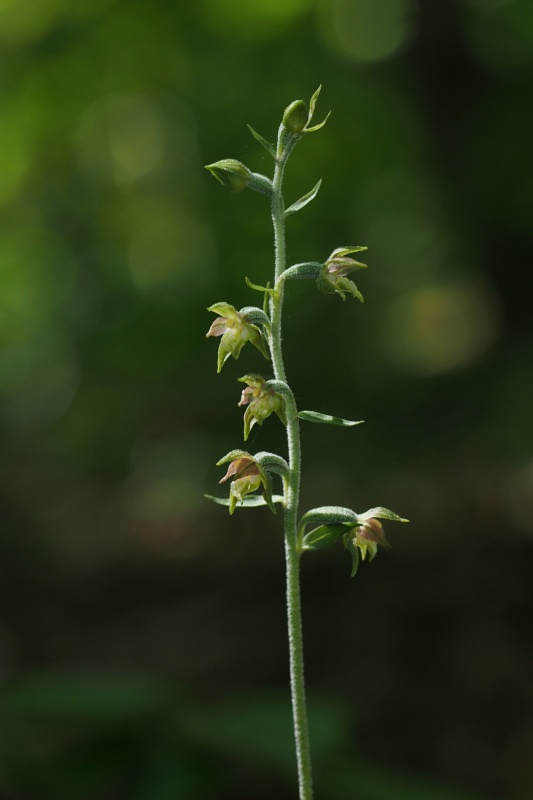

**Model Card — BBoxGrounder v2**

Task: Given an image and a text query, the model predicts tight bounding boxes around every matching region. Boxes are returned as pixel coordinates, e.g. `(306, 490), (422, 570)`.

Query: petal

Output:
(206, 317), (228, 338)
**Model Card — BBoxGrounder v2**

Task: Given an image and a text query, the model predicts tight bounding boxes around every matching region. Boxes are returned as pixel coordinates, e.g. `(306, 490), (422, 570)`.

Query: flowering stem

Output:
(269, 129), (313, 800)
(206, 90), (409, 799)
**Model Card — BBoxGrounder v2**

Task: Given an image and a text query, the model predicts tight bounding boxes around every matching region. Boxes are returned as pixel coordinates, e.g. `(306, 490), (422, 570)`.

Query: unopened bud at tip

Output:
(282, 100), (308, 133)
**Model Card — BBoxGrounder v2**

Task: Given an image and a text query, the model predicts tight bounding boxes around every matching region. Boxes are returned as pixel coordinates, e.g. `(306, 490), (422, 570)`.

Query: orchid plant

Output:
(205, 88), (408, 800)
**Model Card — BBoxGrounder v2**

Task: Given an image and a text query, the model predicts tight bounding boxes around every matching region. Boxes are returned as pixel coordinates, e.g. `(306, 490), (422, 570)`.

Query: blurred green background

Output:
(1, 0), (533, 798)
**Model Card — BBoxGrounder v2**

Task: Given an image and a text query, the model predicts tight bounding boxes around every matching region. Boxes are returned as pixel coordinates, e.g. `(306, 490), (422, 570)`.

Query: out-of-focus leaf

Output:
(302, 524), (347, 551)
(0, 673), (167, 722)
(205, 494), (284, 507)
(298, 410), (363, 426)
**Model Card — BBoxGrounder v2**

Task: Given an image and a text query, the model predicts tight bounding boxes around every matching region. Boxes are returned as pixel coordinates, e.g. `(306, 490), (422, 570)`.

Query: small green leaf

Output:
(363, 507), (409, 523)
(285, 179), (322, 218)
(245, 277), (279, 300)
(305, 111), (331, 133)
(247, 125), (276, 158)
(343, 532), (360, 577)
(205, 494), (284, 508)
(302, 524), (347, 551)
(299, 506), (359, 528)
(298, 410), (363, 427)
(308, 85), (321, 118)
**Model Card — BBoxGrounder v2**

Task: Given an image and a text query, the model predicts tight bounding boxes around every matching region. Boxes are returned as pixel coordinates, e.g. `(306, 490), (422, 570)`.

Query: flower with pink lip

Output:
(206, 303), (269, 373)
(316, 246), (368, 301)
(237, 374), (287, 441)
(217, 450), (275, 514)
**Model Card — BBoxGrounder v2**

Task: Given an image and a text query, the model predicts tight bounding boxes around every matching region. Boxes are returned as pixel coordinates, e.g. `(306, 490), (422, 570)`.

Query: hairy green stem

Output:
(269, 129), (313, 800)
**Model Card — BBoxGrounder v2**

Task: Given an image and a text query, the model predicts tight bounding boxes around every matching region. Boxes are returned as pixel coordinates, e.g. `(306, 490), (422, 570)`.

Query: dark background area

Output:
(1, 0), (533, 798)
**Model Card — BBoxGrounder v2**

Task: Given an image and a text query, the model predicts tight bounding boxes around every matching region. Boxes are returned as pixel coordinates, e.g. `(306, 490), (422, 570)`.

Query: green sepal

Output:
(216, 449), (250, 466)
(250, 327), (270, 361)
(302, 523), (348, 552)
(299, 506), (359, 528)
(245, 276), (279, 301)
(239, 306), (271, 329)
(238, 373), (265, 388)
(363, 507), (409, 523)
(217, 345), (231, 373)
(254, 451), (289, 477)
(207, 302), (239, 318)
(247, 125), (276, 158)
(308, 86), (321, 120)
(205, 494), (285, 508)
(279, 262), (322, 282)
(298, 410), (364, 427)
(342, 532), (360, 577)
(316, 273), (364, 302)
(285, 179), (322, 218)
(333, 246), (368, 256)
(260, 469), (277, 514)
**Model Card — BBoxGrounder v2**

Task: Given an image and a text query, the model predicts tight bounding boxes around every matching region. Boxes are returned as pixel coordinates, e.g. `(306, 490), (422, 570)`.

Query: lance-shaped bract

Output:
(206, 303), (270, 373)
(238, 374), (287, 441)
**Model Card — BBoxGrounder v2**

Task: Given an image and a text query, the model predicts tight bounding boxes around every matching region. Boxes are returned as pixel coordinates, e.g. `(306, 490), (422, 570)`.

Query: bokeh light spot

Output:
(320, 0), (416, 63)
(77, 93), (165, 184)
(383, 284), (500, 374)
(204, 0), (312, 39)
(127, 202), (215, 294)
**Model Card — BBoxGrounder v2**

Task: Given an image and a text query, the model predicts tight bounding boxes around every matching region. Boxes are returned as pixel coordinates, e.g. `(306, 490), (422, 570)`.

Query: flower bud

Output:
(205, 159), (252, 193)
(282, 100), (308, 134)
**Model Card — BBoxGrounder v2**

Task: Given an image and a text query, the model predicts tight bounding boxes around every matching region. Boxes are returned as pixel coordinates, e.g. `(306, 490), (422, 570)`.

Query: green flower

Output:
(217, 451), (275, 514)
(341, 508), (407, 574)
(238, 374), (287, 441)
(346, 515), (391, 562)
(316, 247), (368, 301)
(206, 303), (269, 373)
